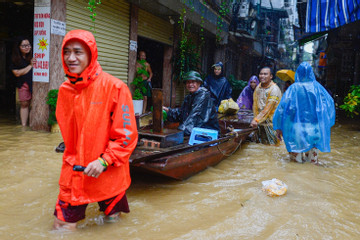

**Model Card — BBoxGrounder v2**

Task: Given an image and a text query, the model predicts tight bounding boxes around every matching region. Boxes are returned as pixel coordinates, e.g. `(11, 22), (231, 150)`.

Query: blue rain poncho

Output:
(272, 62), (335, 153)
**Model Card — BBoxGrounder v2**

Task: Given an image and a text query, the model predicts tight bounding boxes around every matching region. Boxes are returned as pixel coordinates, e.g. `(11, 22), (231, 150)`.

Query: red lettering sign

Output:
(34, 30), (47, 36)
(34, 53), (46, 59)
(34, 21), (45, 28)
(34, 13), (50, 19)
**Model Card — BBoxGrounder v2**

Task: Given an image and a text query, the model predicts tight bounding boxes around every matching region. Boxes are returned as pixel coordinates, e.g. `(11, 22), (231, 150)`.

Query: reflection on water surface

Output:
(0, 116), (360, 240)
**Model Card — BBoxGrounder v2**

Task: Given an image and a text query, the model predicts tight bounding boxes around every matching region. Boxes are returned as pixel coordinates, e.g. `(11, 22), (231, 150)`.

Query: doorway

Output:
(0, 1), (34, 118)
(137, 36), (164, 111)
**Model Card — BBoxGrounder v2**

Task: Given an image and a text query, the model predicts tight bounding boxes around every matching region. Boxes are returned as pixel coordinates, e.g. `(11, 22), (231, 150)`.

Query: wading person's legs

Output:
(53, 217), (77, 231)
(53, 200), (87, 230)
(304, 147), (319, 164)
(20, 100), (30, 127)
(53, 194), (130, 229)
(99, 193), (130, 223)
(289, 152), (303, 163)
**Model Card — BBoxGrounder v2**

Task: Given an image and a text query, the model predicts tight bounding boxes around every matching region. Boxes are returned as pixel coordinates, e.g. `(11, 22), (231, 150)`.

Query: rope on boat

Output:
(216, 132), (243, 157)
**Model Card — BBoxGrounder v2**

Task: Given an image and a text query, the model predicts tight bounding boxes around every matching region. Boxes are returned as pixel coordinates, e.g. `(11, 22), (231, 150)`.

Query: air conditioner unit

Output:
(238, 0), (250, 18)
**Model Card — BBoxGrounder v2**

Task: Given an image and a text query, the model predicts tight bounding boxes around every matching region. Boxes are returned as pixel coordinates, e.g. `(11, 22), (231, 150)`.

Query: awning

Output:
(306, 0), (360, 33)
(294, 24), (328, 45)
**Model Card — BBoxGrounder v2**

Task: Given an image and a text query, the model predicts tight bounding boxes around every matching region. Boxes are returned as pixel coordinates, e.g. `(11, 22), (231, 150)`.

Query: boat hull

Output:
(130, 130), (251, 180)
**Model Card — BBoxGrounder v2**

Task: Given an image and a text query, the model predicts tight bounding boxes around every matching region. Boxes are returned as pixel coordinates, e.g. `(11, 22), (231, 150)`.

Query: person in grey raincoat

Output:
(163, 71), (220, 136)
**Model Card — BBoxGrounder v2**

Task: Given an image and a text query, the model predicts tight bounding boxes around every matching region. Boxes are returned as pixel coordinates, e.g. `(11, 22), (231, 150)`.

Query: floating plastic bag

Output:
(218, 98), (239, 115)
(262, 178), (287, 197)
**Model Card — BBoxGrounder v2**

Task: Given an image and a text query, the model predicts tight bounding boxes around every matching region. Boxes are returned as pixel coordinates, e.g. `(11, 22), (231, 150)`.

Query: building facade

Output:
(1, 0), (293, 130)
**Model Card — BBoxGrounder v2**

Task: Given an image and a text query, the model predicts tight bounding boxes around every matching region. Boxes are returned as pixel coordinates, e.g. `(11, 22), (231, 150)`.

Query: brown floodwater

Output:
(1, 115), (360, 240)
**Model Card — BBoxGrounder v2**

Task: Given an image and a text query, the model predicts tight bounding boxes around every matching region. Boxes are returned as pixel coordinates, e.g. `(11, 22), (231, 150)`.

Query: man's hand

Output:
(84, 159), (106, 178)
(250, 119), (258, 128)
(162, 106), (169, 112)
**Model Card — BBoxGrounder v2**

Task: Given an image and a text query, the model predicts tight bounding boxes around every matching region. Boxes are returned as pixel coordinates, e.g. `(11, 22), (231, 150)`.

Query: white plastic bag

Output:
(262, 178), (287, 197)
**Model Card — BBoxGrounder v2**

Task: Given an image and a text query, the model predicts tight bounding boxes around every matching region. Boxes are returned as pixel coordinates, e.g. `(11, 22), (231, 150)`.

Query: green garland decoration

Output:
(216, 0), (229, 44)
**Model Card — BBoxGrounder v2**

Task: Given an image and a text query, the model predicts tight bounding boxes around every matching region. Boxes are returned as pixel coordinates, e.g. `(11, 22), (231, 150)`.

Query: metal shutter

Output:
(138, 8), (173, 46)
(175, 82), (185, 107)
(66, 0), (130, 82)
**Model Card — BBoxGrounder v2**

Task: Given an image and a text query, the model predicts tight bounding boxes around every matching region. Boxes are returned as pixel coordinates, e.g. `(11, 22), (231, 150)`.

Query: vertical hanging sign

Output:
(33, 0), (51, 82)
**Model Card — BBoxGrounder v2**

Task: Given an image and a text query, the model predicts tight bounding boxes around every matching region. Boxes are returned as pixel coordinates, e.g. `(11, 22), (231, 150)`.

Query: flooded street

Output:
(1, 115), (360, 240)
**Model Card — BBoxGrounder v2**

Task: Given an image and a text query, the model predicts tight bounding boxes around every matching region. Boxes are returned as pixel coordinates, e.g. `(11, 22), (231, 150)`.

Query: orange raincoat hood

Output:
(56, 30), (137, 205)
(61, 29), (102, 90)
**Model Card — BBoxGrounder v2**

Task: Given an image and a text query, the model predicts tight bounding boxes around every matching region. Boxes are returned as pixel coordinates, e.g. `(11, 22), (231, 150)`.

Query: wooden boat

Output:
(53, 88), (256, 180)
(218, 109), (254, 131)
(129, 114), (256, 180)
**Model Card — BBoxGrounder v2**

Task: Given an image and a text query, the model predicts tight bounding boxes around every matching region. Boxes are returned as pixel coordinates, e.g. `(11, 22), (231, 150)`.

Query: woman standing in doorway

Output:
(11, 37), (35, 126)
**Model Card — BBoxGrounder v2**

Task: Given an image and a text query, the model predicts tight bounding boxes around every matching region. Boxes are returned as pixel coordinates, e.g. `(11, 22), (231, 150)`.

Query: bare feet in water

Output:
(53, 217), (77, 231)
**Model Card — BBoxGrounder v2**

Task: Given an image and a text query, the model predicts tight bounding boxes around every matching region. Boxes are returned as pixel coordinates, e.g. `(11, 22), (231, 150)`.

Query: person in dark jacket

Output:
(163, 71), (220, 136)
(10, 37), (36, 126)
(203, 61), (232, 109)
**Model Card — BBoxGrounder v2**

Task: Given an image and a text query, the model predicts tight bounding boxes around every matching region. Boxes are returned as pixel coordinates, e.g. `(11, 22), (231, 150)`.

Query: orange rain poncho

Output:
(56, 30), (138, 205)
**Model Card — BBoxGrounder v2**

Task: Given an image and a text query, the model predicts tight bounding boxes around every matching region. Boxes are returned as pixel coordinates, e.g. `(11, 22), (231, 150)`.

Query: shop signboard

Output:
(33, 0), (50, 82)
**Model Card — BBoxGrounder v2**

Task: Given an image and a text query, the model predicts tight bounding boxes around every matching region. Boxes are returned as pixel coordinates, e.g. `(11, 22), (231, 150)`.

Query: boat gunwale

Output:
(130, 129), (254, 180)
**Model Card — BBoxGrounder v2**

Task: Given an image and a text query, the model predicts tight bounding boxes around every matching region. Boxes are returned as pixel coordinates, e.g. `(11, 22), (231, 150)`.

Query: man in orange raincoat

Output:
(53, 30), (138, 230)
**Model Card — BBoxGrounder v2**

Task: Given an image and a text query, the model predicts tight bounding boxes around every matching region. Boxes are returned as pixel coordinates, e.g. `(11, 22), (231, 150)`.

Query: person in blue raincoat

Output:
(163, 71), (220, 136)
(203, 62), (232, 109)
(273, 62), (335, 164)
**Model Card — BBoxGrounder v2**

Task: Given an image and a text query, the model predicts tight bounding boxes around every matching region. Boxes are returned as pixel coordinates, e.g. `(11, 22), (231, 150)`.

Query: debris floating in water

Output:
(262, 178), (287, 197)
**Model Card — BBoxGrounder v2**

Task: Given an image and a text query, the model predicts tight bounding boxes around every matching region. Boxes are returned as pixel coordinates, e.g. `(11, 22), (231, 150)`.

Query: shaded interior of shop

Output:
(137, 36), (164, 89)
(326, 21), (360, 99)
(0, 1), (33, 118)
